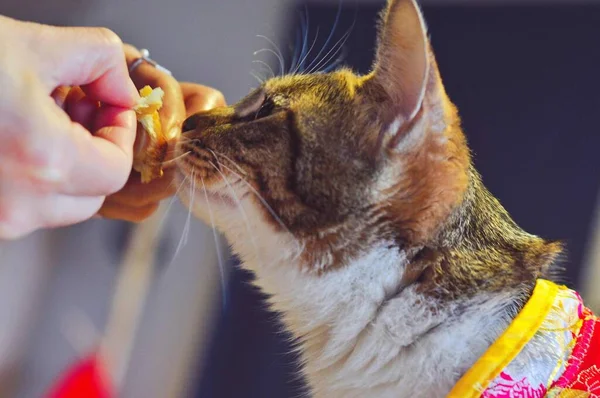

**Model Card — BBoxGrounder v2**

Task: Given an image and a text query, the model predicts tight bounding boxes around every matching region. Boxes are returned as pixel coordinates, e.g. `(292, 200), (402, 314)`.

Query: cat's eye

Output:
(254, 97), (275, 120)
(233, 89), (278, 121)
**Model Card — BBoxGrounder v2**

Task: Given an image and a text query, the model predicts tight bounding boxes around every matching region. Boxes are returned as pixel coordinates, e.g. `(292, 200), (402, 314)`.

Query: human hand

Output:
(97, 45), (226, 222)
(0, 16), (139, 239)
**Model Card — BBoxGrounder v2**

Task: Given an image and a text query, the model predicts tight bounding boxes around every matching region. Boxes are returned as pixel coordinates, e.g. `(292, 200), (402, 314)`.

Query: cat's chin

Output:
(199, 189), (237, 208)
(174, 169), (238, 212)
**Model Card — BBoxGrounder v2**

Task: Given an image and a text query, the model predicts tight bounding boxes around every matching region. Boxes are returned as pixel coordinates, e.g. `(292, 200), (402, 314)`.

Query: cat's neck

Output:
(227, 169), (554, 397)
(242, 239), (522, 397)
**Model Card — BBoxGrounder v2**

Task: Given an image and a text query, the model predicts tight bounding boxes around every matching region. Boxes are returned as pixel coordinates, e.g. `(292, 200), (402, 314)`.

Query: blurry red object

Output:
(45, 353), (114, 398)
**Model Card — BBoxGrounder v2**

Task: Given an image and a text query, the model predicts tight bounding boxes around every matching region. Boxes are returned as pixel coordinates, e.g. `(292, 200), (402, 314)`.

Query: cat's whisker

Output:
(256, 70), (271, 83)
(173, 139), (191, 147)
(182, 171), (195, 247)
(217, 162), (303, 256)
(168, 137), (199, 152)
(316, 4), (357, 73)
(308, 32), (349, 75)
(161, 151), (191, 167)
(217, 162), (289, 233)
(307, 23), (353, 75)
(209, 150), (248, 176)
(304, 0), (344, 73)
(209, 161), (263, 268)
(156, 173), (190, 235)
(250, 71), (265, 86)
(167, 170), (195, 269)
(254, 48), (285, 78)
(292, 5), (311, 74)
(289, 12), (305, 74)
(200, 176), (228, 307)
(252, 60), (275, 80)
(290, 240), (307, 264)
(256, 34), (286, 76)
(320, 52), (346, 74)
(293, 27), (320, 75)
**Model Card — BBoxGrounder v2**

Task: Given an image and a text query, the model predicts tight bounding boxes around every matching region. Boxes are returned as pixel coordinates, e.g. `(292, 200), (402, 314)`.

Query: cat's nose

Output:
(182, 114), (201, 132)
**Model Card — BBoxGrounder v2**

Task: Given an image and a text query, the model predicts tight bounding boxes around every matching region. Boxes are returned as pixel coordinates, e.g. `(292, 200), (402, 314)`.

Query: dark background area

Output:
(193, 2), (600, 397)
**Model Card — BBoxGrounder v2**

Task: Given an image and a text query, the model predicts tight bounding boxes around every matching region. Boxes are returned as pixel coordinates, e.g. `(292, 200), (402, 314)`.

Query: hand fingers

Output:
(99, 168), (176, 223)
(29, 86), (135, 197)
(0, 193), (104, 240)
(25, 24), (138, 107)
(0, 73), (135, 198)
(92, 103), (137, 154)
(103, 168), (177, 208)
(180, 82), (226, 116)
(63, 107), (136, 196)
(42, 96), (136, 197)
(55, 86), (133, 188)
(64, 86), (99, 129)
(98, 200), (159, 223)
(124, 45), (186, 148)
(41, 195), (105, 228)
(2, 23), (141, 199)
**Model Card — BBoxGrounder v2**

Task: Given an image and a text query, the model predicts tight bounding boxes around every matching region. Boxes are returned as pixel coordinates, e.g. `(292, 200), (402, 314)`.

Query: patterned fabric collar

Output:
(448, 279), (600, 398)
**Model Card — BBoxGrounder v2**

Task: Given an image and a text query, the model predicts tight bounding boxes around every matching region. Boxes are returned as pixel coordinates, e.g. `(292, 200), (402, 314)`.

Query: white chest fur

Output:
(242, 241), (514, 398)
(184, 188), (515, 397)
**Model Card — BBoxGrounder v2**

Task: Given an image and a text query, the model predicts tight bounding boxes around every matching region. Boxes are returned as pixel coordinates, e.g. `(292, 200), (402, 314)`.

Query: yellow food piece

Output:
(133, 86), (166, 183)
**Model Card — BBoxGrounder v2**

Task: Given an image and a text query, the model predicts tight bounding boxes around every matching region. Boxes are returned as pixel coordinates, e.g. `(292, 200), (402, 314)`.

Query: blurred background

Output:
(0, 0), (599, 397)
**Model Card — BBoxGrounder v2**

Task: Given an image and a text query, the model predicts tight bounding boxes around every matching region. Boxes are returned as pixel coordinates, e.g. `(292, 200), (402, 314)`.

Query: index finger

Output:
(17, 86), (136, 197)
(124, 45), (186, 147)
(58, 103), (137, 196)
(180, 82), (227, 116)
(26, 24), (139, 108)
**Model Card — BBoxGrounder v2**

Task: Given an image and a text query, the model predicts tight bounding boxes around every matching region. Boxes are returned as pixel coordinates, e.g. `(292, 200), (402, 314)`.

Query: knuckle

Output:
(94, 27), (123, 53)
(15, 134), (67, 181)
(14, 135), (43, 163)
(0, 134), (39, 169)
(4, 145), (73, 196)
(209, 90), (226, 108)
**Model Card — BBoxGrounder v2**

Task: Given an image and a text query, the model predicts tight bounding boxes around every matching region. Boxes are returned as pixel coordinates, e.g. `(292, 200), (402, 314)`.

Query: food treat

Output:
(133, 86), (166, 183)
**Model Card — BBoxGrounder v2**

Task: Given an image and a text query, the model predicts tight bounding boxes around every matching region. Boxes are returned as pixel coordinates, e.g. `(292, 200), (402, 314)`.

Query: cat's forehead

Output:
(263, 69), (360, 102)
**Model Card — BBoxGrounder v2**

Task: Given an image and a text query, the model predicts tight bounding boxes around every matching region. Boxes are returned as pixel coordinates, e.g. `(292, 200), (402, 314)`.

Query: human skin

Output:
(0, 16), (225, 238)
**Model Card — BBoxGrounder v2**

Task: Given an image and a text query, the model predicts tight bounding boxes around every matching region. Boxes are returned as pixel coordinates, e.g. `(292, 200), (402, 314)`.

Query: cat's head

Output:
(176, 0), (471, 270)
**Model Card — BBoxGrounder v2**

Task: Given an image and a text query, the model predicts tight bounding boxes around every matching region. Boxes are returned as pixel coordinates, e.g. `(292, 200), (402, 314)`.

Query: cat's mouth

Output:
(173, 140), (251, 210)
(174, 164), (240, 210)
(175, 175), (237, 211)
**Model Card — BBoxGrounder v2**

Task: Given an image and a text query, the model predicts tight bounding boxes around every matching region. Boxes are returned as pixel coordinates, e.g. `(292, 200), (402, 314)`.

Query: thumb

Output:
(26, 23), (139, 108)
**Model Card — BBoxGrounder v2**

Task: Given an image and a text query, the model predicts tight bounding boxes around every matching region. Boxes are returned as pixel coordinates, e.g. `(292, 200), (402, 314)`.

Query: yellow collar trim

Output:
(447, 279), (560, 397)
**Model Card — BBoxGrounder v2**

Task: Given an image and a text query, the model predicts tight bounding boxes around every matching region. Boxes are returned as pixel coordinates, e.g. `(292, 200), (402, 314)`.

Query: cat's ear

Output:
(365, 0), (430, 127)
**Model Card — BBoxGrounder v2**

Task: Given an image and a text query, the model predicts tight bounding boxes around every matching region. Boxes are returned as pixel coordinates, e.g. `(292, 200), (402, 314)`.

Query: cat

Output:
(172, 1), (591, 397)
